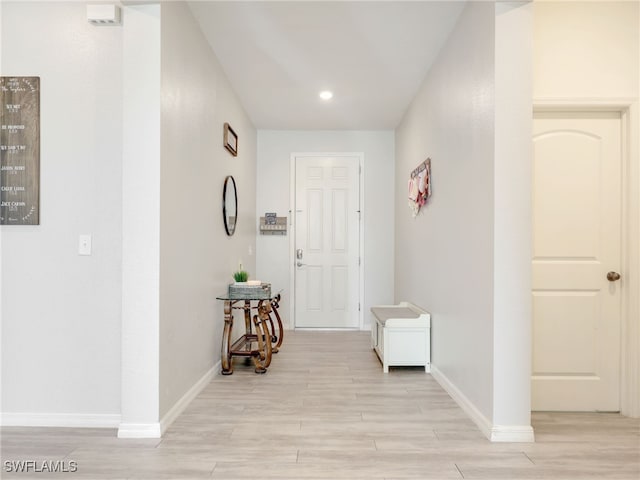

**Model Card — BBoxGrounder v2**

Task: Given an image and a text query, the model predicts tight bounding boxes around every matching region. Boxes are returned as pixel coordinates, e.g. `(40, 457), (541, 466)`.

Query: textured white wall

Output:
(119, 4), (161, 437)
(394, 2), (496, 422)
(493, 1), (533, 436)
(0, 1), (259, 432)
(1, 2), (122, 420)
(256, 131), (395, 328)
(395, 2), (536, 440)
(159, 3), (257, 418)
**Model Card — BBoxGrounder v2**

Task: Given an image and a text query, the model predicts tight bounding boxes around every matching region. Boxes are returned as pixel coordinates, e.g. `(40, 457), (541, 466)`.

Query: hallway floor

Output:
(1, 331), (639, 479)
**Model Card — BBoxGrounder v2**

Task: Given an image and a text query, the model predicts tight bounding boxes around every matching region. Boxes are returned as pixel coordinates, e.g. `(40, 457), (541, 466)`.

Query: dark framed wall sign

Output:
(223, 122), (238, 157)
(0, 76), (40, 225)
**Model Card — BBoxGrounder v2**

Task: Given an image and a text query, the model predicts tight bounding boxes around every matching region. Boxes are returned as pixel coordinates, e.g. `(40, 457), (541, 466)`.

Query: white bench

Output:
(370, 302), (431, 373)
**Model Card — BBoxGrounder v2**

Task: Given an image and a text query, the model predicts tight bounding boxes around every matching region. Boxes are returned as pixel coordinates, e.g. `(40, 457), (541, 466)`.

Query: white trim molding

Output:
(431, 365), (492, 440)
(1, 413), (121, 429)
(533, 97), (638, 111)
(621, 100), (640, 418)
(117, 422), (161, 439)
(118, 363), (219, 438)
(431, 365), (535, 443)
(1, 364), (219, 437)
(159, 364), (217, 435)
(490, 425), (536, 443)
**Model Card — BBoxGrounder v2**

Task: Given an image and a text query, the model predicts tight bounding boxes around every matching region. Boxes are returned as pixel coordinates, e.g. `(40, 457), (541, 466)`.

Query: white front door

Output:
(532, 111), (622, 411)
(294, 155), (360, 328)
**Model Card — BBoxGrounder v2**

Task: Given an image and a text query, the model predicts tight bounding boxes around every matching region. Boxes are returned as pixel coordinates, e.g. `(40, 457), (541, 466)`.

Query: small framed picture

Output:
(223, 123), (238, 157)
(265, 212), (277, 225)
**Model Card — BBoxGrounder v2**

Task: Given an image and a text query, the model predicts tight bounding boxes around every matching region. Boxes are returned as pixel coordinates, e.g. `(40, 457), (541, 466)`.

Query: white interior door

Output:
(294, 155), (360, 328)
(532, 111), (622, 412)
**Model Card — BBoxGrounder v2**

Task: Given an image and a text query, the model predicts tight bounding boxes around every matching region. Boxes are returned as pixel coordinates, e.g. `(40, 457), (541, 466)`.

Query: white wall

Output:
(119, 4), (161, 438)
(159, 3), (257, 419)
(533, 0), (640, 417)
(0, 2), (259, 435)
(256, 131), (395, 328)
(493, 1), (533, 436)
(534, 1), (638, 100)
(1, 2), (122, 423)
(395, 2), (496, 424)
(394, 2), (535, 441)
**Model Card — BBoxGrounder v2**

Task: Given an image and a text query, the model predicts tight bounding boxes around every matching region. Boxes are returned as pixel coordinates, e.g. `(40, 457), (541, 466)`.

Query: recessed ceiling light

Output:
(319, 90), (333, 101)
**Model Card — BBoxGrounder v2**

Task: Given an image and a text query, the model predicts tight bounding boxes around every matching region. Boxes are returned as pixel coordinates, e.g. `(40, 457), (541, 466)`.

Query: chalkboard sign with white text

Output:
(1, 77), (40, 225)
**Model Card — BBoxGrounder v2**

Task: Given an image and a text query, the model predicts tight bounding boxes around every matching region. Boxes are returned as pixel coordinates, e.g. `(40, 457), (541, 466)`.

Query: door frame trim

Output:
(533, 98), (639, 418)
(289, 152), (365, 330)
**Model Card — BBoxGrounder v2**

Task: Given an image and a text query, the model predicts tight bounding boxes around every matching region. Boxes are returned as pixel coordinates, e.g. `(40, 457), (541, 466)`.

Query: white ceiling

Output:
(188, 1), (466, 130)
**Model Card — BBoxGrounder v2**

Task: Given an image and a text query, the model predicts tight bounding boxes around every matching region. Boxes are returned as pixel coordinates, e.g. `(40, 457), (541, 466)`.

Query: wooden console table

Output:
(216, 293), (284, 374)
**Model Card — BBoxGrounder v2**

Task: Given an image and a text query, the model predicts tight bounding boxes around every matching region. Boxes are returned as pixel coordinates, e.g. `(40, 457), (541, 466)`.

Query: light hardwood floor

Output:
(2, 331), (639, 479)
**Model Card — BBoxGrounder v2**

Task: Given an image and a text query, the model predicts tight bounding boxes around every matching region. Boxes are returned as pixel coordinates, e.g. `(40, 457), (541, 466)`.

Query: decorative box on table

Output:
(228, 282), (271, 299)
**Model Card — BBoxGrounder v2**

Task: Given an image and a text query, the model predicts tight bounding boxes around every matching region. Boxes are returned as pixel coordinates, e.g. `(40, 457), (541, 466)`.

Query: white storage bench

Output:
(370, 302), (431, 373)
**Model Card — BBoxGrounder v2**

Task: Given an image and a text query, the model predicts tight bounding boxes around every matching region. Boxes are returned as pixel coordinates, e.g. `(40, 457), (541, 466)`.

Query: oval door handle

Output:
(607, 271), (621, 282)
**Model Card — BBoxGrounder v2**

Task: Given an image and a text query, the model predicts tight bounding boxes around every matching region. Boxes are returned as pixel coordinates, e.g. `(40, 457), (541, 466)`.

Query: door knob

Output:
(607, 271), (621, 282)
(296, 262), (306, 267)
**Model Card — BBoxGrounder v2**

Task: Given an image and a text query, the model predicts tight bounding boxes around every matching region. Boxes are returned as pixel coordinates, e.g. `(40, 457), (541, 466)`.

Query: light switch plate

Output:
(79, 234), (92, 256)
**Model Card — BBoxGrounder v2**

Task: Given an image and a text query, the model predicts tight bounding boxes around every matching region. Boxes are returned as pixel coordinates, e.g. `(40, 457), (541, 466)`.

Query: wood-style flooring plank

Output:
(1, 331), (638, 479)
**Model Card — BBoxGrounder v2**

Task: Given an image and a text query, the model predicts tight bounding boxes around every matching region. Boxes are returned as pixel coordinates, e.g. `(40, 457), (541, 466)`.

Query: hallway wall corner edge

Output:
(431, 365), (535, 443)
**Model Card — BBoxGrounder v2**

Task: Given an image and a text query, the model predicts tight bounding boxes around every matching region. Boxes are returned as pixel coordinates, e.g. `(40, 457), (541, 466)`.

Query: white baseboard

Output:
(118, 362), (218, 439)
(1, 412), (121, 428)
(430, 365), (494, 439)
(117, 422), (161, 438)
(490, 424), (535, 442)
(430, 365), (534, 443)
(2, 364), (220, 439)
(159, 362), (218, 435)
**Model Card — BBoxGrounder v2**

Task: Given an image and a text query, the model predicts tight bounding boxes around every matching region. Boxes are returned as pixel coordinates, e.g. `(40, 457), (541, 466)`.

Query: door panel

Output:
(306, 266), (323, 311)
(295, 156), (359, 328)
(532, 111), (622, 412)
(332, 189), (348, 251)
(533, 292), (599, 374)
(307, 189), (323, 251)
(533, 131), (601, 257)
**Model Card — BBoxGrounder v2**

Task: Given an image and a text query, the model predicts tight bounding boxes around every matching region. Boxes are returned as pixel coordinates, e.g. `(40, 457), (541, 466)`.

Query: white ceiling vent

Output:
(87, 5), (122, 26)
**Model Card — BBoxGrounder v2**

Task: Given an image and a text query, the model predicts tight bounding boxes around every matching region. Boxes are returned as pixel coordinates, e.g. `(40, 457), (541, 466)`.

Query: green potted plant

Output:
(233, 269), (249, 283)
(228, 263), (270, 298)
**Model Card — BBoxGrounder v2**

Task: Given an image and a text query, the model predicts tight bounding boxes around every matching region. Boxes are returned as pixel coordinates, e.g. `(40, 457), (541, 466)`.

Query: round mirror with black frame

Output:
(223, 175), (237, 236)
